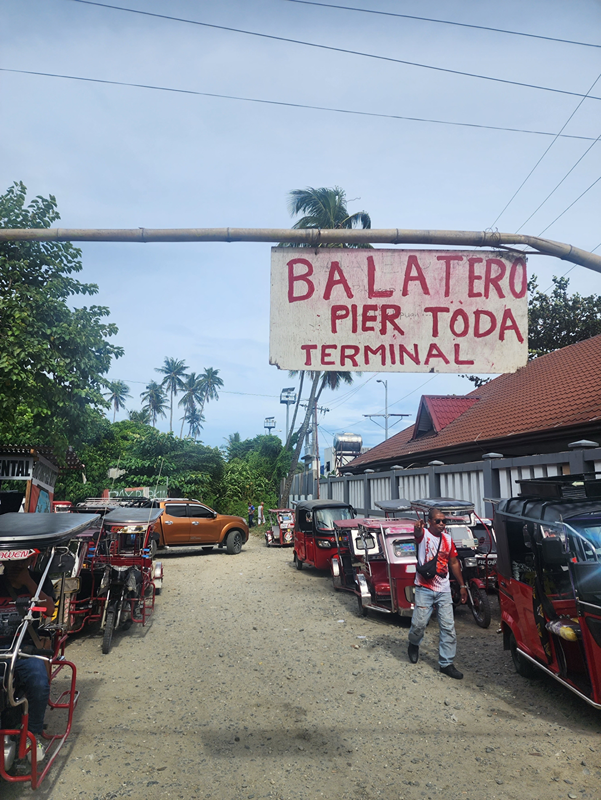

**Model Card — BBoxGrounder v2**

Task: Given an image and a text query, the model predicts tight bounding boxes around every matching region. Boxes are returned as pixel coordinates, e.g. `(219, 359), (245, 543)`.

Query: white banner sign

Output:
(269, 249), (528, 373)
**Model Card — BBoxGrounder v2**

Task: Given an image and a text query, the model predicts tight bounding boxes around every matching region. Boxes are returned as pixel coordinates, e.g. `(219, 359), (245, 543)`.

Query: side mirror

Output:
(541, 537), (568, 566)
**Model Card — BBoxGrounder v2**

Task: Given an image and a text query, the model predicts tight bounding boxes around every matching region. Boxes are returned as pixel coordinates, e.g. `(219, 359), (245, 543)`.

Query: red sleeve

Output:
(449, 538), (458, 558)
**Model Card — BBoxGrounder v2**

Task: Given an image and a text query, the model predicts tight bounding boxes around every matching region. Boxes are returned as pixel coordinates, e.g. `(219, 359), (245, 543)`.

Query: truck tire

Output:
(225, 529), (244, 555)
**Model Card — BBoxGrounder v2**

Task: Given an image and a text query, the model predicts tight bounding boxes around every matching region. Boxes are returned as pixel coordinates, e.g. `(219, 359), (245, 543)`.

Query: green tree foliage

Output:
(128, 408), (151, 424)
(140, 380), (168, 427)
(0, 182), (123, 449)
(197, 367), (224, 419)
(220, 434), (290, 518)
(528, 275), (601, 358)
(285, 186), (371, 248)
(104, 379), (131, 422)
(56, 419), (224, 508)
(155, 357), (188, 433)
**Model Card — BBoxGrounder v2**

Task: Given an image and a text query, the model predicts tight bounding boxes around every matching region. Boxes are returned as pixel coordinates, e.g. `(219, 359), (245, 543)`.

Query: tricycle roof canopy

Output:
(411, 498), (475, 513)
(0, 512), (100, 549)
(374, 499), (412, 512)
(294, 499), (352, 512)
(103, 508), (164, 526)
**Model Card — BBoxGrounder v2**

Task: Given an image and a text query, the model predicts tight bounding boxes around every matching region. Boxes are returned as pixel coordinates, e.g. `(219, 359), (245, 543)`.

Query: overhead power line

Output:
(490, 70), (601, 228)
(284, 0), (601, 50)
(538, 174), (601, 235)
(3, 68), (599, 144)
(63, 0), (601, 102)
(516, 131), (601, 232)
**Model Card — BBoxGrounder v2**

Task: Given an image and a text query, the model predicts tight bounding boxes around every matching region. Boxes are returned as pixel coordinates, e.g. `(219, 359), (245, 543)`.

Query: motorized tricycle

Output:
(265, 509), (295, 547)
(92, 507), (163, 654)
(411, 498), (492, 628)
(293, 500), (354, 571)
(0, 512), (99, 788)
(351, 518), (419, 618)
(496, 474), (601, 709)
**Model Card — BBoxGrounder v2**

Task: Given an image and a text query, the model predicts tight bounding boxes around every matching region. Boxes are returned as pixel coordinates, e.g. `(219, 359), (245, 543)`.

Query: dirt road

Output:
(5, 532), (601, 800)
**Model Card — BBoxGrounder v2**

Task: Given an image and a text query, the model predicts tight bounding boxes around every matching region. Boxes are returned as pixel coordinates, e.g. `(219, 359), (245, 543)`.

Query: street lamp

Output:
(280, 387), (297, 441)
(264, 417), (276, 435)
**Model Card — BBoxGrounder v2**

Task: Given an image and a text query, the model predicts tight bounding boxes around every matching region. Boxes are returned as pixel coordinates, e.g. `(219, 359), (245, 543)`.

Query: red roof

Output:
(412, 395), (479, 438)
(349, 334), (601, 469)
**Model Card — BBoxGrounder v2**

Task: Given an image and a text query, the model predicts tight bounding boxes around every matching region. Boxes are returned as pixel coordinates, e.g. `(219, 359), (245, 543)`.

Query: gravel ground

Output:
(4, 530), (601, 800)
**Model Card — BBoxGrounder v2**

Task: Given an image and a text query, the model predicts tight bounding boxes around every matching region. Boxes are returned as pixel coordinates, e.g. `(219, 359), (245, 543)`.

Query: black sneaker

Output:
(440, 664), (463, 680)
(408, 643), (419, 664)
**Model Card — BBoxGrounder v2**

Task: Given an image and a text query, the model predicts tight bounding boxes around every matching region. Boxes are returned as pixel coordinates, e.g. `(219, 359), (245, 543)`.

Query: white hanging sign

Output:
(269, 248), (528, 373)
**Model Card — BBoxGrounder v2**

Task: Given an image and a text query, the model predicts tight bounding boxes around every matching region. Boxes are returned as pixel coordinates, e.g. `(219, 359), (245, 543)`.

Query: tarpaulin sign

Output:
(269, 249), (528, 373)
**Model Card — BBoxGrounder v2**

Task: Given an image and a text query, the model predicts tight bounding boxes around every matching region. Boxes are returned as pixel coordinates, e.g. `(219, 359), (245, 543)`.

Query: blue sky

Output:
(2, 0), (600, 455)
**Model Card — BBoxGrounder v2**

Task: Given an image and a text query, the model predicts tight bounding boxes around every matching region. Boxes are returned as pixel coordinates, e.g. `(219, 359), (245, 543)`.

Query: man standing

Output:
(248, 503), (255, 528)
(257, 502), (265, 526)
(0, 554), (55, 761)
(407, 509), (467, 679)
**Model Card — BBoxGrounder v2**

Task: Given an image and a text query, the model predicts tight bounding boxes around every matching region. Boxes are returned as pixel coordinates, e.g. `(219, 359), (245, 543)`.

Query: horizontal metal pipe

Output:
(0, 226), (599, 272)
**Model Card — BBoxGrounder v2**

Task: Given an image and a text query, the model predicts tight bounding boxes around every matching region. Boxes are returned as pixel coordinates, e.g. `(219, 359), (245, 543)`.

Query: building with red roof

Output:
(346, 334), (601, 473)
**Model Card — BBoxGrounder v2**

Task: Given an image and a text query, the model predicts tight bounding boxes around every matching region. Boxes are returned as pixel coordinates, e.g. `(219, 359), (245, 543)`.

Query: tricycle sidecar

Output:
(265, 509), (295, 547)
(0, 512), (99, 789)
(92, 507), (164, 654)
(352, 519), (418, 618)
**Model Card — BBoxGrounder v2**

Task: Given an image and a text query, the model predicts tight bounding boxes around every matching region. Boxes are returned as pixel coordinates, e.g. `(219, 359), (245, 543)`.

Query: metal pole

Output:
(285, 403), (290, 443)
(1, 227), (600, 273)
(376, 378), (389, 440)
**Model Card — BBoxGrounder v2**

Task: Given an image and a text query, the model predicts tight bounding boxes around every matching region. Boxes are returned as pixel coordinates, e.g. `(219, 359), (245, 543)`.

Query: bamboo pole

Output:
(0, 226), (599, 272)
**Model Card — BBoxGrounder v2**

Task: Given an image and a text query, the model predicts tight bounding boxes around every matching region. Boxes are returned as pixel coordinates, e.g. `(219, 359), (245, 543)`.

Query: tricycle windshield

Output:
(315, 507), (353, 531)
(566, 516), (601, 562)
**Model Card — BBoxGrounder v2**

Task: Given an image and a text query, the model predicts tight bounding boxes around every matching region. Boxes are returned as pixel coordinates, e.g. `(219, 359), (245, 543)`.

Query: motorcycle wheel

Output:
(470, 586), (492, 628)
(147, 539), (158, 559)
(102, 607), (116, 655)
(294, 552), (302, 570)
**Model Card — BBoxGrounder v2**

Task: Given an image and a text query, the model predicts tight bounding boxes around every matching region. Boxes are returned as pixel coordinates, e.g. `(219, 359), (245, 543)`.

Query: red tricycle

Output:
(352, 518), (419, 618)
(0, 512), (99, 788)
(497, 474), (601, 709)
(265, 509), (295, 547)
(293, 500), (354, 571)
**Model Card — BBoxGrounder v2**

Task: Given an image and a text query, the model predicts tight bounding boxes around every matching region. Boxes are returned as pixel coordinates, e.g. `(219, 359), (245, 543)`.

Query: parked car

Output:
(149, 499), (249, 554)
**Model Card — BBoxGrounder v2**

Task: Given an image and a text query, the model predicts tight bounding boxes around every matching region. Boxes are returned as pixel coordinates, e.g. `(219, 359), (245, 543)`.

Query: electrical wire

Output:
(2, 68), (599, 143)
(538, 173), (601, 235)
(490, 70), (601, 228)
(515, 130), (601, 232)
(284, 0), (601, 50)
(62, 0), (601, 102)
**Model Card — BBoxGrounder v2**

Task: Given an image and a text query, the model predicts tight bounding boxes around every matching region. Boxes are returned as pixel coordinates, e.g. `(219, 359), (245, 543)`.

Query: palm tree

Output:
(184, 406), (205, 439)
(178, 372), (205, 438)
(140, 380), (169, 427)
(155, 357), (188, 432)
(285, 186), (371, 248)
(128, 408), (151, 424)
(280, 186), (368, 503)
(104, 380), (131, 422)
(197, 367), (224, 418)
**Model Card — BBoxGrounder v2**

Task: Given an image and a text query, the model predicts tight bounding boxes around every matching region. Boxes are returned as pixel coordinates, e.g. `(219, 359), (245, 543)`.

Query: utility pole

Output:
(364, 383), (409, 441)
(300, 402), (329, 498)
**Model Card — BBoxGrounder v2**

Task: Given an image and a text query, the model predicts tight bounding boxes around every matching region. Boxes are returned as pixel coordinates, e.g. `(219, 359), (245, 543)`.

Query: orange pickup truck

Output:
(153, 498), (249, 554)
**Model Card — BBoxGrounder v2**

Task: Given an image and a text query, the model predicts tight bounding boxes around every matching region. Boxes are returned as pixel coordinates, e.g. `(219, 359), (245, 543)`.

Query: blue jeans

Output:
(408, 586), (457, 667)
(14, 658), (49, 735)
